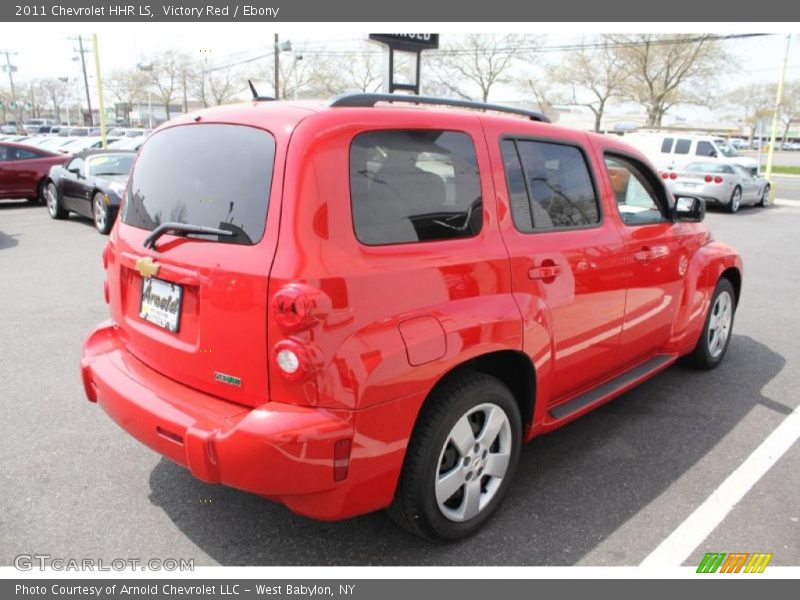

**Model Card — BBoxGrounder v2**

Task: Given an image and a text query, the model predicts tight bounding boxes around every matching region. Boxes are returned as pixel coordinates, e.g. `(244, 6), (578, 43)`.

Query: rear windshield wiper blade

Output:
(143, 222), (236, 250)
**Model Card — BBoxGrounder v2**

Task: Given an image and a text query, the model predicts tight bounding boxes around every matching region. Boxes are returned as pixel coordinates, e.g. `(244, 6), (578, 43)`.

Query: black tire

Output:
(683, 278), (737, 370)
(388, 371), (522, 541)
(757, 185), (770, 207)
(92, 192), (113, 235)
(726, 186), (742, 213)
(45, 181), (68, 220)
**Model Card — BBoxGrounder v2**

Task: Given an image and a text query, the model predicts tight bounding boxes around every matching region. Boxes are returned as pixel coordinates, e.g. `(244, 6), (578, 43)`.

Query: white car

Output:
(57, 136), (121, 154)
(624, 133), (759, 176)
(662, 161), (769, 213)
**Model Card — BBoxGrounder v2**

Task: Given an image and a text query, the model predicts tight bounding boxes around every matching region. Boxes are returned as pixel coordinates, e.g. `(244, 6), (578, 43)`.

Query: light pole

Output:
(274, 36), (292, 99)
(137, 63), (153, 129)
(764, 34), (792, 205)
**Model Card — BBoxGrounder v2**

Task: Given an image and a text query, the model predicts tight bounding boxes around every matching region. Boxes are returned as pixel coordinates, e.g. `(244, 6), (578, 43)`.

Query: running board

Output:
(549, 354), (676, 420)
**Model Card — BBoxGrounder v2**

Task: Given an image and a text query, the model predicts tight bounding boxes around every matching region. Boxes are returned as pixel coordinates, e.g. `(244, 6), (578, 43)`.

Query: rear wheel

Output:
(92, 192), (112, 235)
(388, 372), (522, 541)
(757, 185), (770, 207)
(727, 186), (742, 213)
(683, 278), (736, 370)
(45, 181), (68, 219)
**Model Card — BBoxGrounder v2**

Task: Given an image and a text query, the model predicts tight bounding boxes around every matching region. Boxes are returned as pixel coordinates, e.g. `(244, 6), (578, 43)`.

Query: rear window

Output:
(122, 124), (275, 245)
(660, 138), (674, 153)
(349, 130), (482, 245)
(674, 139), (691, 154)
(685, 162), (734, 174)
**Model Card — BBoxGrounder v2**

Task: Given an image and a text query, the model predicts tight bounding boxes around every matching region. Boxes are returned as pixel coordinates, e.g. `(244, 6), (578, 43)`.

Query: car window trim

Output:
(347, 127), (485, 248)
(499, 133), (604, 235)
(603, 149), (674, 225)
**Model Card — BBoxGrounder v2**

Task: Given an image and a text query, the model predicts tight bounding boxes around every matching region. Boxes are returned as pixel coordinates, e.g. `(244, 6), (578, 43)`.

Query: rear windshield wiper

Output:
(143, 222), (236, 250)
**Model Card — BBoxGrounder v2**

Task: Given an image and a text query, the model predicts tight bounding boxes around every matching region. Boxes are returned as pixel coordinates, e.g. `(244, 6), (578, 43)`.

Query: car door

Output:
(733, 165), (759, 202)
(59, 156), (86, 212)
(491, 131), (628, 402)
(0, 144), (12, 196)
(599, 151), (685, 366)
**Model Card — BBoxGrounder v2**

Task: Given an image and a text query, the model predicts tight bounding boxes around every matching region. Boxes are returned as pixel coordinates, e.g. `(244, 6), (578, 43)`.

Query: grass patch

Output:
(761, 165), (800, 175)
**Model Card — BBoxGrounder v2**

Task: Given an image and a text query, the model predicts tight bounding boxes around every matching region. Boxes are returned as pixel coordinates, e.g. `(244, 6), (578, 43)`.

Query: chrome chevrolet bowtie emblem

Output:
(135, 256), (160, 278)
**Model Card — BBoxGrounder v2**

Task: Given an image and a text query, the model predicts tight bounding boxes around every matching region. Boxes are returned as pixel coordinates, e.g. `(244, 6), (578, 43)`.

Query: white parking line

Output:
(640, 404), (800, 566)
(775, 198), (800, 207)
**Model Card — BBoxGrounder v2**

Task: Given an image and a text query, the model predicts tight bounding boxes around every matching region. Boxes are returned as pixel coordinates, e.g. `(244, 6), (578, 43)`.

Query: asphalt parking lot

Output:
(1, 197), (798, 567)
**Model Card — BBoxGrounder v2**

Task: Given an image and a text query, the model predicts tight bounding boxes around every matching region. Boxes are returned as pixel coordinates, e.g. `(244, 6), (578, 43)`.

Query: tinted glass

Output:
(674, 139), (691, 154)
(500, 140), (534, 231)
(122, 124), (275, 245)
(0, 145), (7, 162)
(696, 141), (716, 157)
(511, 140), (599, 230)
(66, 157), (85, 174)
(13, 148), (41, 160)
(660, 138), (674, 153)
(350, 130), (481, 245)
(604, 155), (665, 225)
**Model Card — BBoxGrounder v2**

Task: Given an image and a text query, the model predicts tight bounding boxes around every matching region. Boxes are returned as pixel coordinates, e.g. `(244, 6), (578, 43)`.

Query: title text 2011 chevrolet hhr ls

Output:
(81, 94), (742, 541)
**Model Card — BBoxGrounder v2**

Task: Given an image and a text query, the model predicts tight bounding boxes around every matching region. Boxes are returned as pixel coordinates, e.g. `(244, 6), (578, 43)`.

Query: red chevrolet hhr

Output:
(81, 94), (742, 540)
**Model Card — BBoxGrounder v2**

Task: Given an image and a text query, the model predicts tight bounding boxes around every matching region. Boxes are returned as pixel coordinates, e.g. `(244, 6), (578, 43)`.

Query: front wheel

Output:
(388, 372), (522, 541)
(45, 181), (68, 220)
(757, 185), (770, 207)
(727, 186), (742, 213)
(683, 278), (736, 370)
(92, 192), (113, 235)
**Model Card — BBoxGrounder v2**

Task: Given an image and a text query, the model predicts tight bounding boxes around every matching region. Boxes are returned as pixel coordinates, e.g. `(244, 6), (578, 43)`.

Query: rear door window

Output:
(500, 139), (599, 231)
(674, 139), (691, 154)
(349, 130), (482, 245)
(122, 124), (276, 245)
(660, 138), (674, 153)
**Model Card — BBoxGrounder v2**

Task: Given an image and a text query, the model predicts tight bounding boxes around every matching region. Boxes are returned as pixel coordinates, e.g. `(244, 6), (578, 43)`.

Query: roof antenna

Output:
(248, 79), (275, 102)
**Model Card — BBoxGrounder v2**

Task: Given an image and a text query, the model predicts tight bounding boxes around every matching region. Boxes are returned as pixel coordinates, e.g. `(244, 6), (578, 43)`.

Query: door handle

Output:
(633, 248), (653, 263)
(528, 264), (562, 280)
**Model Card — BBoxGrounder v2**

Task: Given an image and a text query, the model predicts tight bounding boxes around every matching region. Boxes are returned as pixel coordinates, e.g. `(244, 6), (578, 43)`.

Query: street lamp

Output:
(137, 62), (153, 129)
(274, 36), (292, 99)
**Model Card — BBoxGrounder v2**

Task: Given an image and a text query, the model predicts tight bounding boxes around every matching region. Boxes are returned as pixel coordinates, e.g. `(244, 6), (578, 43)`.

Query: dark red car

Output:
(81, 94), (742, 541)
(0, 142), (68, 202)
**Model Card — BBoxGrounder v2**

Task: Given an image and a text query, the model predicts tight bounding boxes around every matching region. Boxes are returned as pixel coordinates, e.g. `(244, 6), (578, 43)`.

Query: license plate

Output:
(681, 182), (699, 188)
(139, 277), (183, 333)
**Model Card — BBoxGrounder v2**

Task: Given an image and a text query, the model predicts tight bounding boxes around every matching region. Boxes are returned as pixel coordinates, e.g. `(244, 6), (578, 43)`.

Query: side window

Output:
(674, 139), (691, 155)
(349, 130), (482, 245)
(604, 155), (666, 226)
(660, 138), (674, 153)
(66, 157), (85, 175)
(14, 148), (42, 160)
(696, 141), (717, 157)
(501, 139), (599, 231)
(0, 146), (8, 162)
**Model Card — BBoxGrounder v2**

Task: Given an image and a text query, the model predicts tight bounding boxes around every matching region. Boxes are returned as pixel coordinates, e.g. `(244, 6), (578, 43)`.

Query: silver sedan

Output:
(662, 162), (770, 213)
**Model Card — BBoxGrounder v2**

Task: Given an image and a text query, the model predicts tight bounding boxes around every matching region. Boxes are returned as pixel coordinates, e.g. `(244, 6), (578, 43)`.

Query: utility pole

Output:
(92, 34), (107, 147)
(274, 33), (280, 99)
(765, 34), (792, 205)
(70, 35), (94, 126)
(1, 50), (18, 127)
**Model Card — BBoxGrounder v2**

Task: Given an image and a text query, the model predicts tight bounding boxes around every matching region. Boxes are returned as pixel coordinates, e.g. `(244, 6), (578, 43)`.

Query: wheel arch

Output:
(720, 266), (741, 305)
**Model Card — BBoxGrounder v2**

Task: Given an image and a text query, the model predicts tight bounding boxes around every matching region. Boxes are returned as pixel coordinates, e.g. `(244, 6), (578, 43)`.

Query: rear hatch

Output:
(108, 122), (280, 407)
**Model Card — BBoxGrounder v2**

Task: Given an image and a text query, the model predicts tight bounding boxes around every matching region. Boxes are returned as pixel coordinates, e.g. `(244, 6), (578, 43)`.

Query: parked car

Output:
(44, 150), (135, 234)
(624, 133), (759, 175)
(81, 94), (742, 541)
(1, 123), (19, 134)
(0, 142), (69, 202)
(783, 141), (800, 151)
(662, 161), (770, 213)
(57, 136), (121, 154)
(22, 118), (56, 134)
(107, 136), (146, 152)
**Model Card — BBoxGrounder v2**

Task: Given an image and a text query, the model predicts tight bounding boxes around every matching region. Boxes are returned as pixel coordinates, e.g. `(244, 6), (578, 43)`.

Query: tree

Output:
(105, 69), (149, 126)
(610, 34), (732, 127)
(334, 44), (382, 93)
(36, 78), (70, 123)
(426, 34), (538, 103)
(547, 38), (627, 131)
(147, 49), (190, 120)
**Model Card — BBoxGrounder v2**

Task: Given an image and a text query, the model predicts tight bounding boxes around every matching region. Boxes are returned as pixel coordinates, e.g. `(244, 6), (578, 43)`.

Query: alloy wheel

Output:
(708, 290), (733, 359)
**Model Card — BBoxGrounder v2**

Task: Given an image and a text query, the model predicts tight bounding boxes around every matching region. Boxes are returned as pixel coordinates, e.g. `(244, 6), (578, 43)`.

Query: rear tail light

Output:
(102, 242), (110, 269)
(714, 176), (723, 184)
(705, 175), (713, 183)
(661, 172), (669, 179)
(272, 284), (331, 332)
(669, 172), (677, 180)
(333, 438), (352, 481)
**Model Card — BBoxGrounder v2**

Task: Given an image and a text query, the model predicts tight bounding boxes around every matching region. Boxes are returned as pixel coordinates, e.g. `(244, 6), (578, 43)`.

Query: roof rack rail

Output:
(328, 92), (550, 123)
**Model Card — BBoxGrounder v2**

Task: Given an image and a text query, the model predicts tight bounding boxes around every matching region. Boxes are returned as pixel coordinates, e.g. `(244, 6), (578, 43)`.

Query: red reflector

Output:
(333, 438), (352, 482)
(81, 364), (97, 402)
(714, 176), (723, 184)
(102, 242), (110, 269)
(669, 172), (677, 180)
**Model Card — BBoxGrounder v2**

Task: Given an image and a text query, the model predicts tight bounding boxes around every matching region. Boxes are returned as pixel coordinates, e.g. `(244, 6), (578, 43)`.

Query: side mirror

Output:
(68, 167), (81, 177)
(674, 195), (705, 222)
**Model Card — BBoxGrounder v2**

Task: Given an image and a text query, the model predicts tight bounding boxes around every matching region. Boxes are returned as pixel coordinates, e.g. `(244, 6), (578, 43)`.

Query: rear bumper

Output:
(81, 321), (357, 505)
